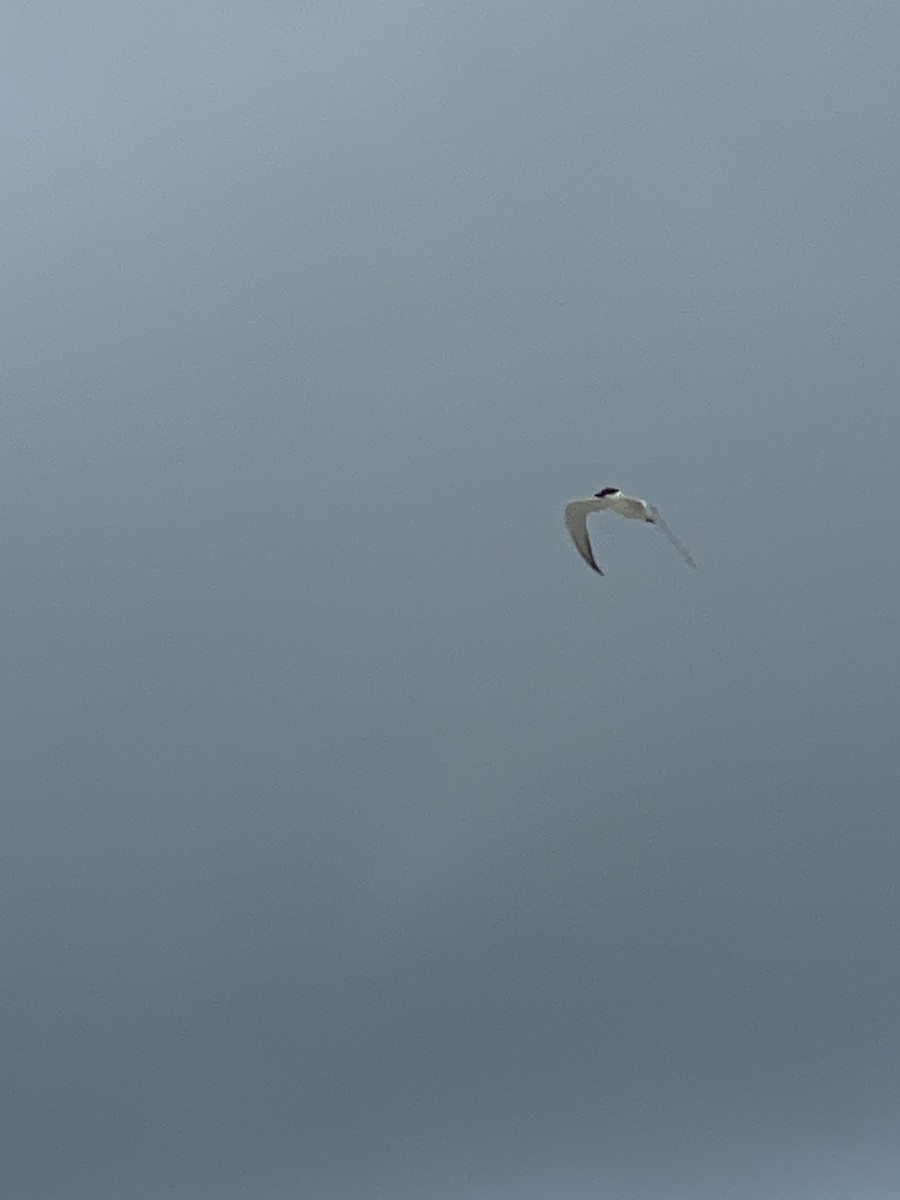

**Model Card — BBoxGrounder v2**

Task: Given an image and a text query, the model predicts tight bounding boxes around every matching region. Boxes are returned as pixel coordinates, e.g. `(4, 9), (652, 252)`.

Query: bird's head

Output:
(594, 487), (620, 498)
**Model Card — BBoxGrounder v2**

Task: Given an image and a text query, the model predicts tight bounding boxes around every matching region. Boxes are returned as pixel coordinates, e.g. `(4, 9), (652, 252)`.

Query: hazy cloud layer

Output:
(4, 3), (900, 1197)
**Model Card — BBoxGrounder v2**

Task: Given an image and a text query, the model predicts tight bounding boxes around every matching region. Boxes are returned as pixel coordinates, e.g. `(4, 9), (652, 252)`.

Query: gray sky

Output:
(4, 3), (900, 1197)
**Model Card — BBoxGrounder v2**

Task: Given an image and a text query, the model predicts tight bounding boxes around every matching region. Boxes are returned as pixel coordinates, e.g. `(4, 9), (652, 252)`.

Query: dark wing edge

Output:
(565, 504), (605, 575)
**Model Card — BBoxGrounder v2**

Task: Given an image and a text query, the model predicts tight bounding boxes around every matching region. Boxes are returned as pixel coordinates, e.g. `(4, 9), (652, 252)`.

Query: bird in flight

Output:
(564, 487), (697, 576)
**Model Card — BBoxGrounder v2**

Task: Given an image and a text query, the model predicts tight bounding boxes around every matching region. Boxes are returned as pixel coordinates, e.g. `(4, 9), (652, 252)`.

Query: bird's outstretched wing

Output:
(649, 507), (697, 569)
(564, 501), (603, 575)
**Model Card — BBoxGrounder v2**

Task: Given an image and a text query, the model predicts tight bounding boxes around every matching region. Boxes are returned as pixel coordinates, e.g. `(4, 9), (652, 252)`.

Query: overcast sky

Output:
(4, 3), (900, 1197)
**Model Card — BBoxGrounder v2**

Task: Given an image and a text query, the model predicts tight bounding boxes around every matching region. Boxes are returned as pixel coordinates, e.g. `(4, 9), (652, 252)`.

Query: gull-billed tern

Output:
(564, 487), (697, 576)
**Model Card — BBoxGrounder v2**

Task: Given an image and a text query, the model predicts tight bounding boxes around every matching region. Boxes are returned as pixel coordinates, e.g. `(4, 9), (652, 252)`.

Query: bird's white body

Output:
(564, 488), (696, 575)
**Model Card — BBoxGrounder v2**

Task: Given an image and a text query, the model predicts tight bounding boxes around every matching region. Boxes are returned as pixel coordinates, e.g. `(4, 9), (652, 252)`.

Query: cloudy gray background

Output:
(4, 3), (900, 1197)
